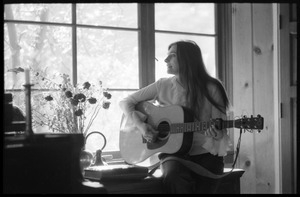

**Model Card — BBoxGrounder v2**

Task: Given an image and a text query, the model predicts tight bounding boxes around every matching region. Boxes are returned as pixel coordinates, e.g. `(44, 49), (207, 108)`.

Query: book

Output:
(84, 164), (149, 181)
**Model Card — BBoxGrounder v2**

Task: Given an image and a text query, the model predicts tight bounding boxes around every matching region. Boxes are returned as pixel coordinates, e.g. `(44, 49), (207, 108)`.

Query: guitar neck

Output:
(170, 120), (235, 134)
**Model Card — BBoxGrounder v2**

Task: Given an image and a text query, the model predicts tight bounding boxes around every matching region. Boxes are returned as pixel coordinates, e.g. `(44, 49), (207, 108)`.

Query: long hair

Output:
(168, 40), (229, 119)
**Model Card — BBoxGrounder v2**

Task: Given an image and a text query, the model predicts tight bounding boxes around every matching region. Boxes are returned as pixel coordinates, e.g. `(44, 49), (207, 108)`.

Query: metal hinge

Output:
(232, 5), (236, 14)
(279, 14), (282, 30)
(280, 102), (283, 118)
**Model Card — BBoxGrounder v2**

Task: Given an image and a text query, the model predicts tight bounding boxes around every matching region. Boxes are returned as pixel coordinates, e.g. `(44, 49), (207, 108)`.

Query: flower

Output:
(74, 109), (83, 116)
(83, 82), (91, 89)
(88, 97), (97, 104)
(45, 95), (53, 101)
(65, 91), (73, 98)
(102, 101), (111, 109)
(31, 72), (112, 137)
(103, 91), (112, 99)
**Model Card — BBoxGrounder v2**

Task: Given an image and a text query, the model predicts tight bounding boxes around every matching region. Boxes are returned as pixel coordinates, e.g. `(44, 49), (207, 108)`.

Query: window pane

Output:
(4, 23), (72, 89)
(77, 28), (139, 89)
(155, 33), (216, 79)
(5, 90), (55, 133)
(4, 4), (71, 23)
(155, 3), (215, 34)
(84, 90), (135, 152)
(77, 3), (138, 28)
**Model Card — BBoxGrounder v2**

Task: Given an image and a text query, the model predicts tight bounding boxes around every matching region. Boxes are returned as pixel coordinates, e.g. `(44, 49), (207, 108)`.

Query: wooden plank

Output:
(272, 4), (281, 193)
(252, 3), (275, 193)
(231, 3), (256, 193)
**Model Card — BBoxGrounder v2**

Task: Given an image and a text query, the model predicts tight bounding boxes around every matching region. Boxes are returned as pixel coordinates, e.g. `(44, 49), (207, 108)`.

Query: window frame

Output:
(139, 3), (233, 89)
(3, 2), (233, 161)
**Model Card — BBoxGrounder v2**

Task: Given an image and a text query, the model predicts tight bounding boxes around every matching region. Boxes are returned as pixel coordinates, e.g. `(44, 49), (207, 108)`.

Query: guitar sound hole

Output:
(157, 121), (170, 139)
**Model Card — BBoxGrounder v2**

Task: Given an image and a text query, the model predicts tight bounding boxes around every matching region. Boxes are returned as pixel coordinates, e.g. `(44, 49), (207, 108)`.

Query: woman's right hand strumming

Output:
(137, 122), (158, 143)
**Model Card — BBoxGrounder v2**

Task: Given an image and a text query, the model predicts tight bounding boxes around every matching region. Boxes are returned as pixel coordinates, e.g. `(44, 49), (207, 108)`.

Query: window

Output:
(4, 3), (139, 153)
(4, 3), (230, 159)
(155, 3), (216, 79)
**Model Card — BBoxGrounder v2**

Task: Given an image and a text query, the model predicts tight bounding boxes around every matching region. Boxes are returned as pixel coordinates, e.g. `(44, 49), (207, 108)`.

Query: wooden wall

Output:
(231, 3), (276, 193)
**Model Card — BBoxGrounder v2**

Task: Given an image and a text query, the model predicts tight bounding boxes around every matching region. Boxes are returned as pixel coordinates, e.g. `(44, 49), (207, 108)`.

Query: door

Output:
(279, 3), (297, 194)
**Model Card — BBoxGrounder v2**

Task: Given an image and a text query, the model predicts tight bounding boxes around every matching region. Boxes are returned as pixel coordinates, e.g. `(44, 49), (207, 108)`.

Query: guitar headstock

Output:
(234, 114), (264, 132)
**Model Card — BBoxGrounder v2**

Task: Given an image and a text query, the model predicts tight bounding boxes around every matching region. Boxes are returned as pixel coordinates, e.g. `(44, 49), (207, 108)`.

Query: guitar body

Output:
(119, 102), (194, 166)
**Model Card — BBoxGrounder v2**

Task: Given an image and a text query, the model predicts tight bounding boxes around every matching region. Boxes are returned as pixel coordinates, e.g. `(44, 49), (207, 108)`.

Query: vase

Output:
(79, 149), (94, 174)
(79, 131), (107, 175)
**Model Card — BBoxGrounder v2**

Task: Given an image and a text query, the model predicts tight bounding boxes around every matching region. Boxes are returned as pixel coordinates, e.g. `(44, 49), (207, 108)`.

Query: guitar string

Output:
(158, 120), (232, 133)
(157, 115), (261, 133)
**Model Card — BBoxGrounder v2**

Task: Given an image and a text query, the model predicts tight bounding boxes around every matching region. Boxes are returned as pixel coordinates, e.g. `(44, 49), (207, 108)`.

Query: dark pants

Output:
(160, 153), (224, 194)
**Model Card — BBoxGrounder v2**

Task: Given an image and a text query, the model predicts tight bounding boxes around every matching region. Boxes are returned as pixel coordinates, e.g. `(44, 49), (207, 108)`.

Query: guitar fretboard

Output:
(170, 120), (235, 134)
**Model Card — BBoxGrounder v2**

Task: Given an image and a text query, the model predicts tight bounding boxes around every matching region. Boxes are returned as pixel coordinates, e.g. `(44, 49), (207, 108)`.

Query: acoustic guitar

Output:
(119, 101), (264, 167)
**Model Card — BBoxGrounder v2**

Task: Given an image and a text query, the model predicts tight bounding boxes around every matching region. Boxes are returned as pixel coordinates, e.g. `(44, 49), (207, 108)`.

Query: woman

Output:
(119, 40), (230, 193)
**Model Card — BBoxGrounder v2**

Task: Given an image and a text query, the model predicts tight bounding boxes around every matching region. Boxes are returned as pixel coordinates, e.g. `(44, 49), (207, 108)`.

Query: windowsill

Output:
(103, 149), (236, 167)
(97, 167), (244, 194)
